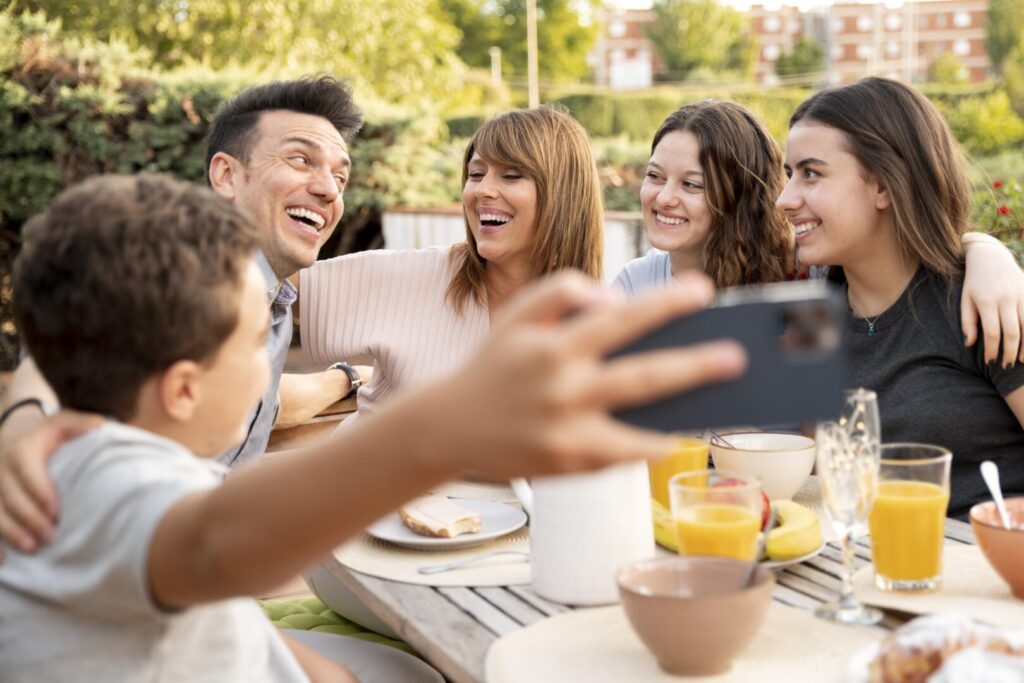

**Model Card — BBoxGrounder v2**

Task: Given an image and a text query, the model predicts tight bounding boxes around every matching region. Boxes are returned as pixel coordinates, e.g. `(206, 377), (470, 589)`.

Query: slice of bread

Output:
(399, 496), (482, 538)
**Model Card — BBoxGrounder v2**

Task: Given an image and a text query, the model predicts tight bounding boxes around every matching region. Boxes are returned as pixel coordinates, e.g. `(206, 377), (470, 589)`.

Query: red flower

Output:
(997, 204), (1011, 215)
(994, 180), (1004, 189)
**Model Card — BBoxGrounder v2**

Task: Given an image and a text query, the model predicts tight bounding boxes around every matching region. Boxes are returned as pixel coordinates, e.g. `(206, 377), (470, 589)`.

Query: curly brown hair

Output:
(14, 174), (261, 420)
(652, 101), (792, 287)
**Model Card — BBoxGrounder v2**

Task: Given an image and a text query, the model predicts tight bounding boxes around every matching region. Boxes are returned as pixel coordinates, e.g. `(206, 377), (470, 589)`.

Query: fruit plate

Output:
(367, 499), (527, 550)
(761, 540), (826, 569)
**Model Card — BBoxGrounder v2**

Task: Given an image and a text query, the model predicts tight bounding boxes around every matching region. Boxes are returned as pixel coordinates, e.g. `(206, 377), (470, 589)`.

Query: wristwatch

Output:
(328, 362), (363, 398)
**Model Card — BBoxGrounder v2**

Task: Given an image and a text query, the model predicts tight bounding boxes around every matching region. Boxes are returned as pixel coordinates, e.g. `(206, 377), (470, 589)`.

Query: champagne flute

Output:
(814, 388), (883, 625)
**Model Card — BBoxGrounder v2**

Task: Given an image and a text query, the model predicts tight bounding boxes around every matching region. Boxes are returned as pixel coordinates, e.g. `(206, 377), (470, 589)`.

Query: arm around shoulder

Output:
(960, 233), (1024, 367)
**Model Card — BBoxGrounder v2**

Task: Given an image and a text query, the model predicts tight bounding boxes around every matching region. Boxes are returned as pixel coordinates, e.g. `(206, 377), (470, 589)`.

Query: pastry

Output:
(399, 496), (482, 538)
(927, 648), (1024, 683)
(868, 614), (1024, 683)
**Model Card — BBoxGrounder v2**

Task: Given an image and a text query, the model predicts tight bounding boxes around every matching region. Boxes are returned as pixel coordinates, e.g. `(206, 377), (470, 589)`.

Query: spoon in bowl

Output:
(981, 460), (1012, 530)
(742, 504), (776, 588)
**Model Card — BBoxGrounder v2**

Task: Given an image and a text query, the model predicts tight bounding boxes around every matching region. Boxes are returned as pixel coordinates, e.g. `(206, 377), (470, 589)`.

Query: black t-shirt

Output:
(845, 267), (1024, 518)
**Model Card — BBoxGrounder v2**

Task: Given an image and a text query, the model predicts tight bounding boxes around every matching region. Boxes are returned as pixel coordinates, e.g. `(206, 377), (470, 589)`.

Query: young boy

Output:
(0, 174), (744, 680)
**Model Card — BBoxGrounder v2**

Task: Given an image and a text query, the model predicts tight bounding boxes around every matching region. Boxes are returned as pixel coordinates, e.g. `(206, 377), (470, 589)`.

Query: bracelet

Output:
(0, 398), (47, 430)
(327, 362), (363, 399)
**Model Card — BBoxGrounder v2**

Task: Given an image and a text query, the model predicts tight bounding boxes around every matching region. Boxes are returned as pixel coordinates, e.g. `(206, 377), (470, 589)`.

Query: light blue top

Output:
(218, 250), (296, 467)
(612, 249), (673, 296)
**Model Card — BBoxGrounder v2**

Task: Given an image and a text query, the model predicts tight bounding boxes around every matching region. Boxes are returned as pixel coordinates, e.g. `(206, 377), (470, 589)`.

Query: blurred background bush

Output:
(2, 4), (1023, 370)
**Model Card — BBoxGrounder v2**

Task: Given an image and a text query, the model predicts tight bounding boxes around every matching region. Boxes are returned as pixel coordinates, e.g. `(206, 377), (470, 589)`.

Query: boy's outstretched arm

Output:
(148, 272), (746, 608)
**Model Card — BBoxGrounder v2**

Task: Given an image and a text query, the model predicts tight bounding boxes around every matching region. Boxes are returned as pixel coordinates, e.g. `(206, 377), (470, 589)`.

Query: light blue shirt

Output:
(612, 249), (673, 296)
(217, 251), (296, 467)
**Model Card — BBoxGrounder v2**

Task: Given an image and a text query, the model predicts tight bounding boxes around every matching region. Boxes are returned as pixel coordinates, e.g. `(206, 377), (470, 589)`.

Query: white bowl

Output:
(710, 432), (815, 500)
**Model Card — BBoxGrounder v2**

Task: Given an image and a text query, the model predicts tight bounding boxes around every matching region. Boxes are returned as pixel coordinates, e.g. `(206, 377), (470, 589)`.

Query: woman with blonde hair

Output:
(297, 105), (606, 637)
(615, 98), (1024, 368)
(300, 105), (603, 424)
(776, 77), (1024, 517)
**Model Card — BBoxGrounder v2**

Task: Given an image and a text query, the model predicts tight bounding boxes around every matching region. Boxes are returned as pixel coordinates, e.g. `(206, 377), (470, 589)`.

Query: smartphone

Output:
(611, 279), (847, 432)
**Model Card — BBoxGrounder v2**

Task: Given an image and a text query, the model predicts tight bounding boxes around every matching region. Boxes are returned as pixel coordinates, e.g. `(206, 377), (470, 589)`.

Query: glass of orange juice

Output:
(648, 436), (709, 509)
(669, 469), (761, 561)
(869, 444), (952, 591)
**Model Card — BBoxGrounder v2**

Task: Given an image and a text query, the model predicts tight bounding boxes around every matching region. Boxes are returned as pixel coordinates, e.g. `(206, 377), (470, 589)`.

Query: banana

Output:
(651, 497), (679, 552)
(652, 497), (821, 561)
(765, 500), (822, 561)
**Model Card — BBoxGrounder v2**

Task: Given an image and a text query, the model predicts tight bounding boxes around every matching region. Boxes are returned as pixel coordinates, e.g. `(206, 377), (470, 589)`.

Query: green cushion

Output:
(259, 597), (412, 654)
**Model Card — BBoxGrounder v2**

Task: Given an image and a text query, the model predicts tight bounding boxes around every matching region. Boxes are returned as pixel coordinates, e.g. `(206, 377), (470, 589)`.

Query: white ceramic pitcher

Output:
(510, 461), (655, 605)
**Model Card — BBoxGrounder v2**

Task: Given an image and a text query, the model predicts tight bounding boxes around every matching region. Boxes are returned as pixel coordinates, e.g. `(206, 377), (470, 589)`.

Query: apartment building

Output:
(592, 0), (991, 87)
(592, 7), (660, 89)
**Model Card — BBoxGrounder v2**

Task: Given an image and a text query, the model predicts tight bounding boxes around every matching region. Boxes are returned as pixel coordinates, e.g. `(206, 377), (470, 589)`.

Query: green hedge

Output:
(0, 11), (461, 368)
(544, 87), (811, 141)
(538, 83), (1024, 157)
(0, 12), (459, 237)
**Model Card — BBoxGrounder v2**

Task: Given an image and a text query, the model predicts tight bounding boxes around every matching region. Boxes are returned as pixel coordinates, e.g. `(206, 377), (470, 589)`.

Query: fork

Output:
(417, 550), (529, 575)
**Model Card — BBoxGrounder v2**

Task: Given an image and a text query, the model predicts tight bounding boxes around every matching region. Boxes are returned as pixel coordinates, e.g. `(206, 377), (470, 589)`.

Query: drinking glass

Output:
(648, 435), (709, 509)
(669, 469), (762, 562)
(814, 388), (883, 625)
(870, 444), (951, 591)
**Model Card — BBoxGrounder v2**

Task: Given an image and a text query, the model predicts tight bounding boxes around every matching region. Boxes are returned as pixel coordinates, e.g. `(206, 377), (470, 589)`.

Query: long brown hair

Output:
(790, 77), (967, 277)
(447, 106), (604, 312)
(652, 100), (791, 287)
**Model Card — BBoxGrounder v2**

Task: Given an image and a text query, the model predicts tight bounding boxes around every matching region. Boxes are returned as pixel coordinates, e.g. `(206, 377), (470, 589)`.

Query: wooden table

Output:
(320, 517), (976, 683)
(266, 396), (357, 453)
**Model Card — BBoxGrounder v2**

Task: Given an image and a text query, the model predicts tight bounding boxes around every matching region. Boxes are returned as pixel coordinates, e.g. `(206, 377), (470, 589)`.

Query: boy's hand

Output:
(0, 410), (103, 558)
(427, 271), (747, 479)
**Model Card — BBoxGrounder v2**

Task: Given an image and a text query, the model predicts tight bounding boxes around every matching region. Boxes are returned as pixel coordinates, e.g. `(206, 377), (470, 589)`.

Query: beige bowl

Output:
(970, 497), (1024, 600)
(710, 432), (816, 500)
(617, 556), (774, 676)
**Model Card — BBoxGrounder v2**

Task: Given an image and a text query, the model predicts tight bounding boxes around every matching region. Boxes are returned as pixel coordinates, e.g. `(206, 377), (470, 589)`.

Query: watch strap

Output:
(328, 362), (363, 398)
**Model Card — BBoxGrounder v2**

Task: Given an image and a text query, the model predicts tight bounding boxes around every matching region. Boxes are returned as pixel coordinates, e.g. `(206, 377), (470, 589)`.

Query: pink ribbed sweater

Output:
(300, 247), (490, 424)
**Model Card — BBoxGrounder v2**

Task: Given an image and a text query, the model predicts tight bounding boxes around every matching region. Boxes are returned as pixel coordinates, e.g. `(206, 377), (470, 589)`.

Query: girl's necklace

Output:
(848, 292), (883, 338)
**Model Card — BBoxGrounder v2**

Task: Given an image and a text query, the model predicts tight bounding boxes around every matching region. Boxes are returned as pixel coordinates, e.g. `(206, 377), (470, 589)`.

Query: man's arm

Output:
(147, 273), (747, 607)
(1, 357), (56, 443)
(0, 358), (101, 556)
(275, 366), (372, 429)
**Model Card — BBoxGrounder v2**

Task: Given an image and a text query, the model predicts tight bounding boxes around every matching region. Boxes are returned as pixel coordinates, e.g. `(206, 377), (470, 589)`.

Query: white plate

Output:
(761, 540), (826, 569)
(845, 642), (879, 683)
(367, 498), (527, 550)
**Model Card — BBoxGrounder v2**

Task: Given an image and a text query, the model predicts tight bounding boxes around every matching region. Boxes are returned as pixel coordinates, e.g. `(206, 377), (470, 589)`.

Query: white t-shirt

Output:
(0, 422), (309, 683)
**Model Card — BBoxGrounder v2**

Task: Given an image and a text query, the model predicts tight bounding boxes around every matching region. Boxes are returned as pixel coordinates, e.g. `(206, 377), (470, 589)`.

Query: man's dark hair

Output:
(204, 76), (363, 175)
(14, 174), (261, 420)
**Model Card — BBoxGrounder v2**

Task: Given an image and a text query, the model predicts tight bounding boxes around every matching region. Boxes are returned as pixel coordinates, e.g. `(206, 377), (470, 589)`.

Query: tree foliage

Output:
(928, 52), (968, 85)
(17, 0), (464, 108)
(988, 0), (1024, 74)
(775, 37), (824, 77)
(646, 0), (756, 81)
(1002, 42), (1024, 117)
(440, 0), (600, 83)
